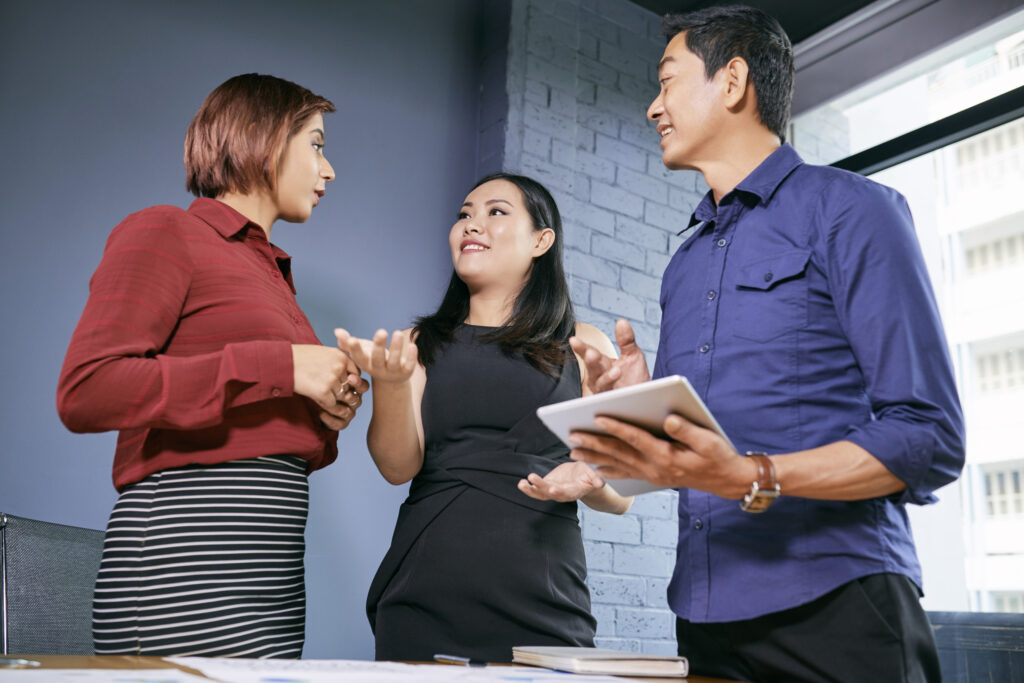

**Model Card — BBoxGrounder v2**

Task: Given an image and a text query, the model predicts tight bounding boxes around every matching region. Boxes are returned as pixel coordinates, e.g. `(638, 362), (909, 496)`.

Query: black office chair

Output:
(930, 610), (1024, 682)
(1, 512), (104, 654)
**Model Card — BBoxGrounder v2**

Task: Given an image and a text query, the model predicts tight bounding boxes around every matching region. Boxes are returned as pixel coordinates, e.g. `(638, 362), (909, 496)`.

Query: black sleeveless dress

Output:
(367, 324), (596, 662)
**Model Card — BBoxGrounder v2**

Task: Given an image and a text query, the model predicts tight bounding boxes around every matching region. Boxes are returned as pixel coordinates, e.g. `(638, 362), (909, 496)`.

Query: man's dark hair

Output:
(663, 5), (793, 142)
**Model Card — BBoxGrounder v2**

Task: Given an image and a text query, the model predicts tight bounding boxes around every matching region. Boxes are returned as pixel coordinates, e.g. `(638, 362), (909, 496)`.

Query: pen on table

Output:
(434, 653), (487, 667)
(0, 657), (41, 668)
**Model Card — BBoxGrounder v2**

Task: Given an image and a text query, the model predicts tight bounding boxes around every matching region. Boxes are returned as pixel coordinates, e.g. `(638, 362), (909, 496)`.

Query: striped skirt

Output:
(92, 455), (309, 658)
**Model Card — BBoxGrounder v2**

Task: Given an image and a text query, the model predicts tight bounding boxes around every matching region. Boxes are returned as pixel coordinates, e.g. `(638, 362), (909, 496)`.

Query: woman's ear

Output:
(533, 228), (556, 257)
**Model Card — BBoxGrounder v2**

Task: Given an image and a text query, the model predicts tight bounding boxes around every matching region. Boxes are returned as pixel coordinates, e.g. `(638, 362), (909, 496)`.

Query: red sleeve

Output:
(56, 210), (295, 433)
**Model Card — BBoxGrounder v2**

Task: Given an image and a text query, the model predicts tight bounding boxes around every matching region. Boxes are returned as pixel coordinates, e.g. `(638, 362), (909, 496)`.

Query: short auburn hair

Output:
(184, 73), (336, 198)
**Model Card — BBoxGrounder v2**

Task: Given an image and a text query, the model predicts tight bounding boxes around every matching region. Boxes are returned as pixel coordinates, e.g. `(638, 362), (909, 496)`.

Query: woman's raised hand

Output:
(335, 328), (418, 384)
(518, 461), (606, 502)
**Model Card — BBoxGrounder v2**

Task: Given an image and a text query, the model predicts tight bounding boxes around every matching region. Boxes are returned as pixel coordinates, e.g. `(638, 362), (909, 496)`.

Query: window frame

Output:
(830, 84), (1024, 175)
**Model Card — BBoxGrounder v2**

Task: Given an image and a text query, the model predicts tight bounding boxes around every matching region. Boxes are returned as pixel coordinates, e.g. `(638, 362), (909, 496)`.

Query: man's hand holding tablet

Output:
(537, 376), (736, 496)
(561, 319), (757, 500)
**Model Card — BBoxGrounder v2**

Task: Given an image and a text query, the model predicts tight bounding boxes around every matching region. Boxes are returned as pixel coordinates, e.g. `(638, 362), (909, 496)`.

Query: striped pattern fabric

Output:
(92, 455), (309, 658)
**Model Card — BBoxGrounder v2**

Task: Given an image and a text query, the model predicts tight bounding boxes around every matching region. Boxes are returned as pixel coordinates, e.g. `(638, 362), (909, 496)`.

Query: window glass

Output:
(792, 9), (1024, 165)
(870, 117), (1024, 613)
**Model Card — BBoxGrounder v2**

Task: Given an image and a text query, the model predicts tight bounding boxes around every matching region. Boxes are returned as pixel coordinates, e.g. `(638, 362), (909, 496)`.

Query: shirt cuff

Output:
(225, 339), (295, 401)
(844, 423), (938, 506)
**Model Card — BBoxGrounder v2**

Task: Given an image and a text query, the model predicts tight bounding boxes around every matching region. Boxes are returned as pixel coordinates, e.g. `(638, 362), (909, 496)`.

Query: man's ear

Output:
(533, 228), (556, 257)
(722, 56), (751, 109)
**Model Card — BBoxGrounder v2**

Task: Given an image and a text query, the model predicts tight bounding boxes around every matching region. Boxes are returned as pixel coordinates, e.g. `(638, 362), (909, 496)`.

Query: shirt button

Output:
(271, 387), (282, 397)
(699, 344), (710, 353)
(764, 272), (774, 282)
(706, 290), (717, 300)
(716, 238), (727, 247)
(694, 519), (704, 530)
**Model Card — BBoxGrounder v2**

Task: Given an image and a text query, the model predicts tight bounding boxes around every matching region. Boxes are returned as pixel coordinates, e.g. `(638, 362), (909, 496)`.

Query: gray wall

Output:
(0, 0), (489, 659)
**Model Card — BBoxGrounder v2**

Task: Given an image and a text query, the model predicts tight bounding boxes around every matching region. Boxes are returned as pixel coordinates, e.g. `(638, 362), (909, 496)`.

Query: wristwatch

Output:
(741, 452), (780, 513)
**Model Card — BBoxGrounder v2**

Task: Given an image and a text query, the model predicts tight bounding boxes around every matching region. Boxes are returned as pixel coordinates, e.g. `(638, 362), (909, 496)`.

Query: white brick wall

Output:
(791, 104), (851, 165)
(493, 1), (714, 652)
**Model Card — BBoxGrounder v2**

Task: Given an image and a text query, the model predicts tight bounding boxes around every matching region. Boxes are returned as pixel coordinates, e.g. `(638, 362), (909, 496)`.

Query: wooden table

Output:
(9, 654), (745, 682)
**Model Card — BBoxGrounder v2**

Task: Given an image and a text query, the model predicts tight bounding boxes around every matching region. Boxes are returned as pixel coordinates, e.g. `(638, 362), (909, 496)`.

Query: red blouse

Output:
(57, 198), (338, 491)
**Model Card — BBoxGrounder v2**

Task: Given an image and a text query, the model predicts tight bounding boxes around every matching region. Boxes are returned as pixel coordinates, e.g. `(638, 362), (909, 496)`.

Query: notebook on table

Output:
(512, 645), (688, 677)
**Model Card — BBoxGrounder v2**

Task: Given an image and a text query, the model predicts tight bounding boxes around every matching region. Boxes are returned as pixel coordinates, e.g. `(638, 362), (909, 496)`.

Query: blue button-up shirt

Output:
(653, 144), (965, 623)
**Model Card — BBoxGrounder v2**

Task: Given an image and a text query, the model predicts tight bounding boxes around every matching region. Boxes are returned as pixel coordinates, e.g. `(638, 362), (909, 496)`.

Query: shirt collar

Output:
(188, 197), (295, 286)
(733, 143), (803, 204)
(188, 197), (252, 238)
(686, 143), (804, 230)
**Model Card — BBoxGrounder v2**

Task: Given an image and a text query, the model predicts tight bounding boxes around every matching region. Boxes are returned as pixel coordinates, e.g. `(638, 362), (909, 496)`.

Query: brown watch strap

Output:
(750, 453), (776, 490)
(741, 452), (780, 513)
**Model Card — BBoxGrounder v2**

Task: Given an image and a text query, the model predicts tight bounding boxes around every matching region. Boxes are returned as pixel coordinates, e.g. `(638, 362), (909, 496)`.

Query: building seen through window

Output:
(983, 462), (1024, 517)
(793, 8), (1024, 614)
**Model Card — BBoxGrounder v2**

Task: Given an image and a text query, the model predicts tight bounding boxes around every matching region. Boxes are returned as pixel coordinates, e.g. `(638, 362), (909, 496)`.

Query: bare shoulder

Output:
(573, 322), (617, 358)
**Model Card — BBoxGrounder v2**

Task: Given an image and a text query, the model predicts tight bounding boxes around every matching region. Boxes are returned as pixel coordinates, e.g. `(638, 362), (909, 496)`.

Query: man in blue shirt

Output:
(569, 5), (965, 682)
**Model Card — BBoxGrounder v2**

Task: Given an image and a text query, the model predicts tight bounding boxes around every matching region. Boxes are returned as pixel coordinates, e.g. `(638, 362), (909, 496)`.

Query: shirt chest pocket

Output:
(731, 249), (811, 343)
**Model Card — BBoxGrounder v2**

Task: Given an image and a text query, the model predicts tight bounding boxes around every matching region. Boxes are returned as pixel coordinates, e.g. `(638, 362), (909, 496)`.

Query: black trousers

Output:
(676, 573), (940, 683)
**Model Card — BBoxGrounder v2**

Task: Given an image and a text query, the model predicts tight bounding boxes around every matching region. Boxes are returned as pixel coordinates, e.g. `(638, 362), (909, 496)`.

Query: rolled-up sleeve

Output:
(822, 177), (965, 504)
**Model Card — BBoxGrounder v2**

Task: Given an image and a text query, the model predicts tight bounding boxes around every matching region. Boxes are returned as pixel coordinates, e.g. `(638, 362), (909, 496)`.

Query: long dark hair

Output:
(414, 172), (575, 375)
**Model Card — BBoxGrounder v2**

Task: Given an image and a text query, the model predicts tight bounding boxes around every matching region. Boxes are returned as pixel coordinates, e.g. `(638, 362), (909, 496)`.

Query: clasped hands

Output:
(291, 344), (369, 432)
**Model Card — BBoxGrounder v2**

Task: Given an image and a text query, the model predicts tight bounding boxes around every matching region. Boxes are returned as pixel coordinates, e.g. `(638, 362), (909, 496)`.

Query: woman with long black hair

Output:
(336, 173), (632, 662)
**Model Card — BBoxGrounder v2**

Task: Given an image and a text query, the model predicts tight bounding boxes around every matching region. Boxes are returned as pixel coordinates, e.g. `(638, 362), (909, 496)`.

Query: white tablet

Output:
(536, 375), (734, 496)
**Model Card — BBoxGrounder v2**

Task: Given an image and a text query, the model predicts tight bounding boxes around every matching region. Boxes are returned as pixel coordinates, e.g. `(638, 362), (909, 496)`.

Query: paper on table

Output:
(167, 657), (414, 682)
(0, 669), (211, 682)
(164, 657), (629, 682)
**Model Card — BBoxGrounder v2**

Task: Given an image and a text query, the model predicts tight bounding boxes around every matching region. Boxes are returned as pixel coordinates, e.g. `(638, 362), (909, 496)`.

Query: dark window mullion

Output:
(831, 84), (1024, 175)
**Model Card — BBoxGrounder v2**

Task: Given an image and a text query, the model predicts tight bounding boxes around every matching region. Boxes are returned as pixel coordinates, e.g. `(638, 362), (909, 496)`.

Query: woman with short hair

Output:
(57, 73), (367, 658)
(337, 173), (632, 662)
